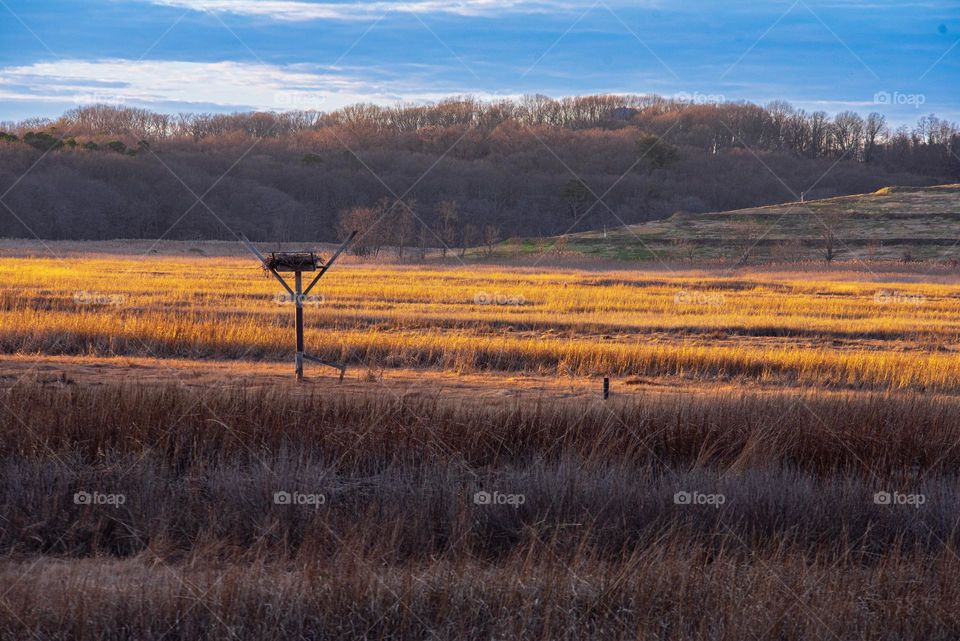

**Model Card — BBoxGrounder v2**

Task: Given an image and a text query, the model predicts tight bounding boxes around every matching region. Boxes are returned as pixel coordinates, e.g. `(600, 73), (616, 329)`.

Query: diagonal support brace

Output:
(303, 353), (347, 382)
(303, 230), (357, 297)
(239, 233), (294, 297)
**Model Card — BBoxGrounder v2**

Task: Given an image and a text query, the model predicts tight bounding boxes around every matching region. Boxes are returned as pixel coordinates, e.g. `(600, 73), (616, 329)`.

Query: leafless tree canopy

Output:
(1, 95), (956, 243)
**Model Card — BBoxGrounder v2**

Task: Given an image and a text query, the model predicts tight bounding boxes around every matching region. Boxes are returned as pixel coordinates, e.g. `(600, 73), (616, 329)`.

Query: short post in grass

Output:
(241, 231), (356, 382)
(603, 377), (610, 400)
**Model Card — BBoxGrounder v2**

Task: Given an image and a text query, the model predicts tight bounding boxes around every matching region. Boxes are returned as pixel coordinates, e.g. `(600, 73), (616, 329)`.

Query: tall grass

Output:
(2, 257), (960, 390)
(2, 382), (960, 639)
(3, 256), (960, 638)
(4, 550), (960, 641)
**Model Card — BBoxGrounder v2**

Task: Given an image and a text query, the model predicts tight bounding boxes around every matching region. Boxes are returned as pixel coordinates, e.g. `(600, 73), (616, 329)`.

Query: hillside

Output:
(2, 100), (956, 244)
(508, 184), (960, 262)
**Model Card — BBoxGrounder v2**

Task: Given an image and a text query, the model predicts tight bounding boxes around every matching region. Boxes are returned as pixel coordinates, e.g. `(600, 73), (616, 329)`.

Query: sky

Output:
(0, 0), (957, 126)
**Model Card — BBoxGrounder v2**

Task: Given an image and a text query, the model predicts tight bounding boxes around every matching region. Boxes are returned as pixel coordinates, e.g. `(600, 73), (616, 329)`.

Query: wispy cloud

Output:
(145, 0), (611, 21)
(0, 58), (506, 112)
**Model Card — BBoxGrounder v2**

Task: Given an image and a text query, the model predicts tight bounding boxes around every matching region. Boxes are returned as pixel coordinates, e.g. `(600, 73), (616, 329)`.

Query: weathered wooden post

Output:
(603, 377), (610, 400)
(294, 271), (304, 381)
(241, 231), (356, 382)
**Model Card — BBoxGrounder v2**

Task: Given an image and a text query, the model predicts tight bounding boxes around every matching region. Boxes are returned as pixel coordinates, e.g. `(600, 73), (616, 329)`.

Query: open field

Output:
(4, 0), (960, 635)
(503, 184), (960, 262)
(3, 250), (960, 391)
(3, 246), (960, 639)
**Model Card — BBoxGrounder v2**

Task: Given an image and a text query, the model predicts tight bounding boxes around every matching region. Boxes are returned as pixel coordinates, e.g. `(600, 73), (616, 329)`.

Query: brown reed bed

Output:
(1, 381), (958, 641)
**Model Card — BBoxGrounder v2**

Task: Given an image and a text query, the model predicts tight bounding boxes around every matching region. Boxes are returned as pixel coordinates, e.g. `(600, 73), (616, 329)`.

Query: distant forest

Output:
(1, 95), (958, 247)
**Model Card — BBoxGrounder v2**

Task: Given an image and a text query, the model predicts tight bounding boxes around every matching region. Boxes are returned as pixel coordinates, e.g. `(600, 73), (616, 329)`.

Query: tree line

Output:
(0, 95), (956, 247)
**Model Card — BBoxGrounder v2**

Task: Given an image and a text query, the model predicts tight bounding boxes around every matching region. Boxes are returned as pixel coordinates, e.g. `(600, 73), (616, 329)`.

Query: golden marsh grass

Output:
(2, 255), (959, 391)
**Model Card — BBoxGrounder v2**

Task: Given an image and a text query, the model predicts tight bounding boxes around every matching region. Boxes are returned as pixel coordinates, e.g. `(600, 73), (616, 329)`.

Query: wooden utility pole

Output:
(294, 271), (304, 380)
(241, 231), (357, 382)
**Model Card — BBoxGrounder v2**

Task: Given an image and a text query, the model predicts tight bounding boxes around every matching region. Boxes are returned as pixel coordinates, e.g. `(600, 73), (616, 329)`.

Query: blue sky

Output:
(0, 0), (957, 126)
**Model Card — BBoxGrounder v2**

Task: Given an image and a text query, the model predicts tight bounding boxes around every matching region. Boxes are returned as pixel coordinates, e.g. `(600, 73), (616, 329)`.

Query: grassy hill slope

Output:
(504, 184), (960, 262)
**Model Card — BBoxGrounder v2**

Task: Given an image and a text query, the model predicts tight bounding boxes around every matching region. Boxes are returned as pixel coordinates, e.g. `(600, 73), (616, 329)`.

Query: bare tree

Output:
(460, 223), (479, 258)
(819, 211), (849, 263)
(730, 219), (763, 265)
(483, 224), (500, 256)
(808, 111), (829, 158)
(864, 112), (887, 163)
(391, 200), (417, 261)
(561, 179), (591, 220)
(338, 205), (383, 257)
(833, 111), (865, 160)
(435, 201), (459, 257)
